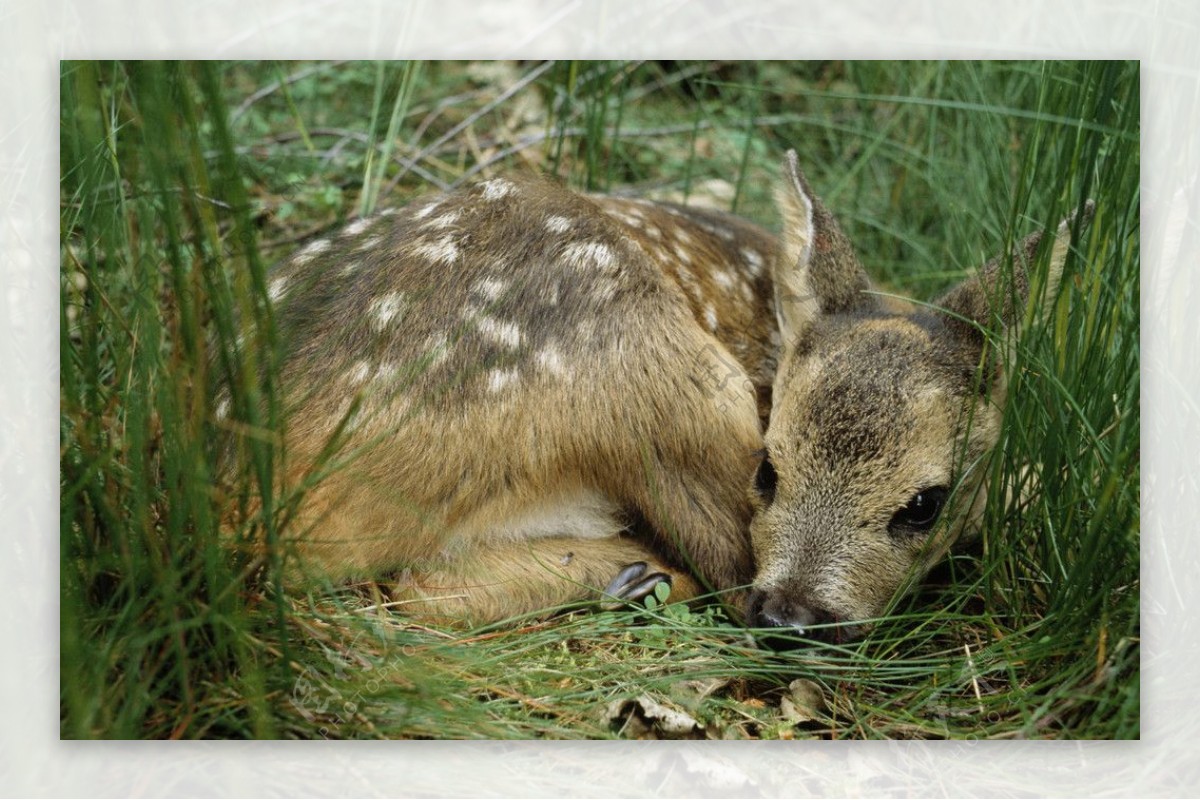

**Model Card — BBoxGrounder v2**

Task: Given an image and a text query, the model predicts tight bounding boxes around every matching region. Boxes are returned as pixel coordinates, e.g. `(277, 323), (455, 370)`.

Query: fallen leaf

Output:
(780, 678), (827, 724)
(604, 694), (706, 739)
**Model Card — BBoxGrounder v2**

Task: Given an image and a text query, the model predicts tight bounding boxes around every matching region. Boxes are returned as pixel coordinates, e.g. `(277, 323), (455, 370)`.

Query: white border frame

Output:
(6, 1), (1190, 795)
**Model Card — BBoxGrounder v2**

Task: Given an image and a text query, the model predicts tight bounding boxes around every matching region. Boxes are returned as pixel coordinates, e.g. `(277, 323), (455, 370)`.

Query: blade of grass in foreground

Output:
(60, 61), (290, 738)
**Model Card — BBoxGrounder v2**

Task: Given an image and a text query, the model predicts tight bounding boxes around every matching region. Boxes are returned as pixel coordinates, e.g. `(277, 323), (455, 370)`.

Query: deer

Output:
(223, 149), (1091, 642)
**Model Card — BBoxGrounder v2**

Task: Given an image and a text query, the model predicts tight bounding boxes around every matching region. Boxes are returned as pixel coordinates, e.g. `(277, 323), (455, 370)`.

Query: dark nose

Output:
(745, 588), (839, 649)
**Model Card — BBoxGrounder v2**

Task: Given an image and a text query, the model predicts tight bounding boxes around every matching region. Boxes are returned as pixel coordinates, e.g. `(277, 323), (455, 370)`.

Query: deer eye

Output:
(754, 452), (778, 504)
(889, 487), (949, 534)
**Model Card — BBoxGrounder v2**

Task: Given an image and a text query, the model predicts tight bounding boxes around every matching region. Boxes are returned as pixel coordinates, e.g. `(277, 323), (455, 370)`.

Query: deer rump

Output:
(246, 172), (773, 626)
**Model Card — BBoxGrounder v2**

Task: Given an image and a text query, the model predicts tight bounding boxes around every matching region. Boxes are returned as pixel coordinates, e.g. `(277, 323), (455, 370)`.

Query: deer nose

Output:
(746, 588), (838, 648)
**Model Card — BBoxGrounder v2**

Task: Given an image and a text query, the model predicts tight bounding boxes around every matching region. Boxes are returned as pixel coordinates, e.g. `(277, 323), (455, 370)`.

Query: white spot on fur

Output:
(380, 207), (399, 216)
(672, 262), (700, 296)
(348, 360), (371, 385)
(480, 178), (516, 200)
(544, 215), (573, 234)
(344, 217), (372, 237)
(536, 344), (568, 377)
(687, 216), (737, 242)
(604, 208), (642, 229)
(413, 201), (440, 220)
(370, 292), (405, 330)
(705, 305), (719, 332)
(413, 236), (461, 265)
(672, 244), (693, 265)
(268, 276), (288, 302)
(341, 260), (361, 275)
(478, 317), (522, 349)
(330, 397), (363, 433)
(356, 234), (383, 252)
(713, 270), (736, 290)
(426, 333), (450, 366)
(423, 209), (462, 229)
(474, 277), (508, 301)
(741, 247), (765, 276)
(374, 360), (399, 384)
(294, 238), (330, 265)
(487, 367), (519, 393)
(563, 241), (616, 272)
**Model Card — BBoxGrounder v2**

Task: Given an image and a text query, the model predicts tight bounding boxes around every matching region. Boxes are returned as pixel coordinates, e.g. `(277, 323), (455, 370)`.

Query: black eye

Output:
(754, 453), (777, 504)
(889, 486), (949, 534)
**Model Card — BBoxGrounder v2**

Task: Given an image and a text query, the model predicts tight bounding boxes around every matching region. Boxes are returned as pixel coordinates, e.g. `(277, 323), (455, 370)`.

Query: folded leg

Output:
(390, 534), (701, 626)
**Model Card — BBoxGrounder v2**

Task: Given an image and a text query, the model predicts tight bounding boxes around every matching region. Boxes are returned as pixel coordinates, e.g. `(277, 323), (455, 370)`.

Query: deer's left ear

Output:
(936, 200), (1095, 342)
(772, 150), (878, 352)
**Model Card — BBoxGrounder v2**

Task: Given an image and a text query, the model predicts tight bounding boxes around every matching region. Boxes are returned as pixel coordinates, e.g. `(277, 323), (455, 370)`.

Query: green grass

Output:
(60, 60), (1139, 739)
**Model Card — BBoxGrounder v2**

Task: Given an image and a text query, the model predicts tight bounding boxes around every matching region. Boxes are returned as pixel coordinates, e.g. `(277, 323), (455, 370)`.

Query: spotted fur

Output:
(232, 171), (777, 626)
(228, 153), (1092, 634)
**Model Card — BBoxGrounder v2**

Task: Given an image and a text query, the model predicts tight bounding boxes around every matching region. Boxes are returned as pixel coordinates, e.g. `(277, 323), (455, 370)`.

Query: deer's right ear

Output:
(935, 200), (1096, 345)
(772, 150), (877, 349)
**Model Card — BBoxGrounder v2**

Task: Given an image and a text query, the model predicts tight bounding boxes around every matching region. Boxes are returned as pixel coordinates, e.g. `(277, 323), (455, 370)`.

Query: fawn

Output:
(230, 150), (1090, 640)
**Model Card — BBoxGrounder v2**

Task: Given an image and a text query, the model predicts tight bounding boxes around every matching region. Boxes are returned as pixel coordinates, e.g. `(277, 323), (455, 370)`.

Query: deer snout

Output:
(746, 587), (848, 648)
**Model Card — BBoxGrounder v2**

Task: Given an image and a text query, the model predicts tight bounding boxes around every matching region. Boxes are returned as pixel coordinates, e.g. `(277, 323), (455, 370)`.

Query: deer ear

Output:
(772, 150), (877, 349)
(936, 200), (1096, 344)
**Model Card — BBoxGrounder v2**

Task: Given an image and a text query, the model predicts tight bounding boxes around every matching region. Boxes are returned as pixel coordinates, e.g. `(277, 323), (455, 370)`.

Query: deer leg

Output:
(388, 534), (700, 627)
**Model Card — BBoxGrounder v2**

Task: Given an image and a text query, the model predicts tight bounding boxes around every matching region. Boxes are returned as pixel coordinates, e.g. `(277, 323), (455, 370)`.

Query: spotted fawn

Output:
(226, 151), (1091, 639)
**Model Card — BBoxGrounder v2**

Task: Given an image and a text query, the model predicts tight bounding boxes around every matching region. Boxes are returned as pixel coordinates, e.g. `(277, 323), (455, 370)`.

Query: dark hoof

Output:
(600, 561), (672, 610)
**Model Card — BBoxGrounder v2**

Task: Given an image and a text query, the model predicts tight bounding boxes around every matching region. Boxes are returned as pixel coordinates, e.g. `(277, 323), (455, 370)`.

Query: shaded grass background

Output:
(60, 60), (1138, 739)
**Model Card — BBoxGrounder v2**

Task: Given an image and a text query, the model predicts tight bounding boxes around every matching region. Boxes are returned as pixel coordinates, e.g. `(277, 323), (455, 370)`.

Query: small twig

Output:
(408, 88), (490, 146)
(194, 192), (232, 210)
(472, 682), (559, 715)
(1093, 623), (1109, 684)
(454, 620), (559, 646)
(382, 59), (557, 196)
(230, 128), (450, 191)
(355, 595), (468, 614)
(964, 643), (984, 715)
(231, 61), (350, 122)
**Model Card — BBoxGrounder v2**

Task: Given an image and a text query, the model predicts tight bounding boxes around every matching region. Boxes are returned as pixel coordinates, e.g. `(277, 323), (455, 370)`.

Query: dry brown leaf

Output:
(604, 694), (706, 739)
(779, 678), (828, 725)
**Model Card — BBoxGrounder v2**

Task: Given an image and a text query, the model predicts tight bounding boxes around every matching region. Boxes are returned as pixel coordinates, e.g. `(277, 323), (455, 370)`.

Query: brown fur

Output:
(747, 155), (1093, 639)
(225, 155), (1092, 635)
(228, 173), (775, 625)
